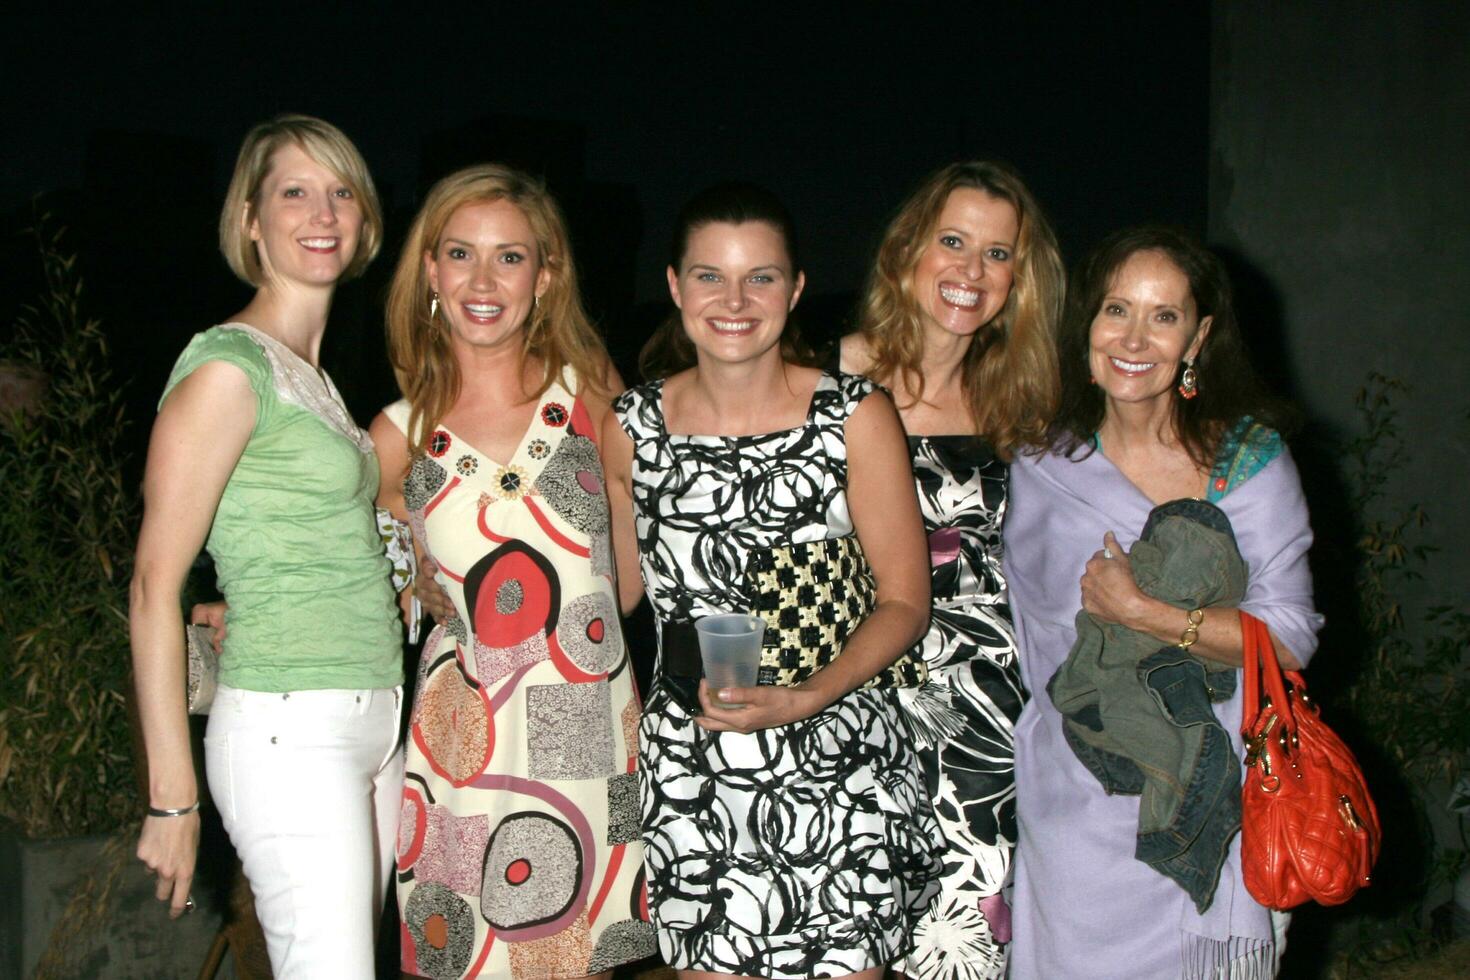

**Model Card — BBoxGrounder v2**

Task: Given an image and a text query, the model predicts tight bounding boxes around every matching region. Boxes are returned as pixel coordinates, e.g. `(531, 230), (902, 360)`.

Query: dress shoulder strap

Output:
(808, 370), (879, 431)
(806, 370), (878, 489)
(612, 380), (666, 444)
(382, 399), (412, 437)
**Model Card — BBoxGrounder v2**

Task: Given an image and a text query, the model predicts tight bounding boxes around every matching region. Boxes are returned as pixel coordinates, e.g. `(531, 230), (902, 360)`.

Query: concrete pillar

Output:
(1210, 0), (1470, 616)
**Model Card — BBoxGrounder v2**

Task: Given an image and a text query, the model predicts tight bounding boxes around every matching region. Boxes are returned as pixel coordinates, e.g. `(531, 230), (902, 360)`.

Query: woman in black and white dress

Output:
(602, 183), (945, 978)
(838, 162), (1064, 979)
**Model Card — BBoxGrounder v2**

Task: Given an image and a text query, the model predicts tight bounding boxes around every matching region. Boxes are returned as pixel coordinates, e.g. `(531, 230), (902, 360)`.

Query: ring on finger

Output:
(1102, 547), (1115, 559)
(183, 896), (195, 914)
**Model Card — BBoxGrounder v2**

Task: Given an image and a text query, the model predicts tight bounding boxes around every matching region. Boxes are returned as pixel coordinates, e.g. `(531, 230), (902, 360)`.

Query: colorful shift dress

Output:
(613, 371), (946, 978)
(387, 374), (655, 979)
(895, 436), (1023, 980)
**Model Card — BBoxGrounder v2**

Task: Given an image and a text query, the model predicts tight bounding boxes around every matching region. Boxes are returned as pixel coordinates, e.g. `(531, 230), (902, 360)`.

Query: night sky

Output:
(3, 3), (1209, 430)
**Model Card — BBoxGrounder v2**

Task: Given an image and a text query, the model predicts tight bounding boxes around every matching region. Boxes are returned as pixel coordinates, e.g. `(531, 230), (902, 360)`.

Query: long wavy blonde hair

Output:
(385, 164), (606, 455)
(859, 161), (1064, 457)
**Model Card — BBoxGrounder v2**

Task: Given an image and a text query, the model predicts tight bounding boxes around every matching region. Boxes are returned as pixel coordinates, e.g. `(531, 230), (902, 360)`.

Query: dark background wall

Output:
(1211, 3), (1469, 962)
(1211, 1), (1469, 647)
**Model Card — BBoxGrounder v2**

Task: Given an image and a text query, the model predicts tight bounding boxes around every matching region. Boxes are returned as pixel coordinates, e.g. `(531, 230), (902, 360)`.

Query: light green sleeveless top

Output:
(160, 324), (402, 692)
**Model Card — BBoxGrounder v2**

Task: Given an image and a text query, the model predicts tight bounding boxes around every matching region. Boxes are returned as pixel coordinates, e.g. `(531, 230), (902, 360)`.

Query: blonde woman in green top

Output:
(130, 115), (404, 977)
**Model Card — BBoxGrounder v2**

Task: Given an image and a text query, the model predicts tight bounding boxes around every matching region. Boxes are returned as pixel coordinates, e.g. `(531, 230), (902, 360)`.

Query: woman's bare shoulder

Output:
(838, 333), (877, 376)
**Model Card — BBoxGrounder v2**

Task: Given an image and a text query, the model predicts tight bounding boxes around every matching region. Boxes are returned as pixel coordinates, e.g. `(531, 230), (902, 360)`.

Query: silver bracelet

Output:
(147, 801), (200, 817)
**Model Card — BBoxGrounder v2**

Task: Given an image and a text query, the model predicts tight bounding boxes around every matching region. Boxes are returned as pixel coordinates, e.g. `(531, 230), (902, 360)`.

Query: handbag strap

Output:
(1240, 609), (1260, 733)
(1240, 610), (1298, 739)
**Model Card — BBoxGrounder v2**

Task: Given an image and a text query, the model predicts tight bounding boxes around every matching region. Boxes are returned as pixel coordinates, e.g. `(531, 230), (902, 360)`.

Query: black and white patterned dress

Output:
(613, 372), (945, 978)
(895, 436), (1023, 980)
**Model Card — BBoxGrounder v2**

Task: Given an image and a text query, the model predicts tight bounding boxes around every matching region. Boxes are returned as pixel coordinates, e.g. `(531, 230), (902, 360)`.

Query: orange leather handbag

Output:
(1239, 610), (1380, 908)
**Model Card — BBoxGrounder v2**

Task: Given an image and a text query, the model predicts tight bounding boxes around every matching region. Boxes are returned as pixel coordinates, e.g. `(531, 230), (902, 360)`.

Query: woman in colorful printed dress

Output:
(1004, 227), (1321, 978)
(130, 115), (404, 977)
(601, 183), (946, 979)
(835, 161), (1063, 980)
(372, 164), (655, 979)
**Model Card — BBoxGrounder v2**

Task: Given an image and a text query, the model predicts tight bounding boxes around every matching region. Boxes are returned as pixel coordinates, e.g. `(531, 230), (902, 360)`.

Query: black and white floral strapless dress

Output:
(613, 371), (944, 978)
(895, 436), (1023, 980)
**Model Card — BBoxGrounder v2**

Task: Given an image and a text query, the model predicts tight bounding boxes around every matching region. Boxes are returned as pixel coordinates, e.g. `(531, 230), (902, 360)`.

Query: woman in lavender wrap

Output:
(1004, 227), (1323, 979)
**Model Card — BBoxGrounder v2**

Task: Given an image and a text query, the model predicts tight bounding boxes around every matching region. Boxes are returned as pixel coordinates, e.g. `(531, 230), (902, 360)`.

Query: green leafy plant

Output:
(1344, 375), (1470, 800)
(1330, 374), (1470, 971)
(0, 216), (138, 838)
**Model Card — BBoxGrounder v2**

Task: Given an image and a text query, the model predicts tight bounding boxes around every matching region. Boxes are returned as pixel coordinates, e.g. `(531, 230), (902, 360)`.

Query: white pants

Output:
(205, 684), (403, 979)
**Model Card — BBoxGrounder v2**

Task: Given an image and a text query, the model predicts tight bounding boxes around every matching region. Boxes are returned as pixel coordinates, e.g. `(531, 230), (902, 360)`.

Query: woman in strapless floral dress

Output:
(838, 161), (1065, 980)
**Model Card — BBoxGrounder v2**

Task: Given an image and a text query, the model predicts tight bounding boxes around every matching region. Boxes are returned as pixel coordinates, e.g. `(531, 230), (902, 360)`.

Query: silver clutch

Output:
(185, 623), (219, 714)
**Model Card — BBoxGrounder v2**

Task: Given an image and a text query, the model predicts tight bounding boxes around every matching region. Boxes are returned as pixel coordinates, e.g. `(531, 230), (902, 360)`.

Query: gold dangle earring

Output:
(429, 292), (440, 321)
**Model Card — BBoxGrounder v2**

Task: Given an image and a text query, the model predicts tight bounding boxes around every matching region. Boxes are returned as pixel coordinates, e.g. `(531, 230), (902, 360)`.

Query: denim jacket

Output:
(1047, 498), (1245, 912)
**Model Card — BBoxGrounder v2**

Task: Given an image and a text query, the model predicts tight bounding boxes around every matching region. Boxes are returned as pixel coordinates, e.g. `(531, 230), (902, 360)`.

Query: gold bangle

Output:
(1179, 608), (1204, 649)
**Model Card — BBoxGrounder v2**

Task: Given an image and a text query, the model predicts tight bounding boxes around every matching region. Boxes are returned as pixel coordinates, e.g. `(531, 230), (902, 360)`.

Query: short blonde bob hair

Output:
(218, 114), (383, 287)
(385, 164), (608, 457)
(859, 160), (1064, 458)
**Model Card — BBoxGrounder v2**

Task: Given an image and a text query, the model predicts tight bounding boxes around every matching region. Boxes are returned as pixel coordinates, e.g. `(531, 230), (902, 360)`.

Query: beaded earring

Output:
(1178, 359), (1199, 399)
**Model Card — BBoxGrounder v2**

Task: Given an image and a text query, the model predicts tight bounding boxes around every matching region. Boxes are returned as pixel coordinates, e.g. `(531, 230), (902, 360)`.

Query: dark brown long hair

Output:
(1050, 225), (1293, 468)
(638, 182), (814, 379)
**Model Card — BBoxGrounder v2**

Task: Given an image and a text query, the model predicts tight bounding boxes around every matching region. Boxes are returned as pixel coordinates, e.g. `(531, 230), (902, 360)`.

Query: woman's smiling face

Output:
(248, 142), (363, 289)
(911, 187), (1019, 340)
(667, 220), (805, 368)
(425, 198), (549, 352)
(1089, 248), (1212, 409)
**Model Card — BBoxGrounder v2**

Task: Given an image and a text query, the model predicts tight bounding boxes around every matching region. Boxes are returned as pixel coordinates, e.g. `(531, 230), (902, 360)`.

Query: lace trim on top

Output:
(219, 323), (374, 453)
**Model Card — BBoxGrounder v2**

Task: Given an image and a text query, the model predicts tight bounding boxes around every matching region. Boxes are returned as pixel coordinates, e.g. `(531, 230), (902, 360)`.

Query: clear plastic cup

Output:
(695, 613), (765, 708)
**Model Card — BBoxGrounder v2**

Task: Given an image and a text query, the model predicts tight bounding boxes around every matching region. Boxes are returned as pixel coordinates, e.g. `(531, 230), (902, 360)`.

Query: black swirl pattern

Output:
(613, 372), (945, 978)
(895, 435), (1024, 980)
